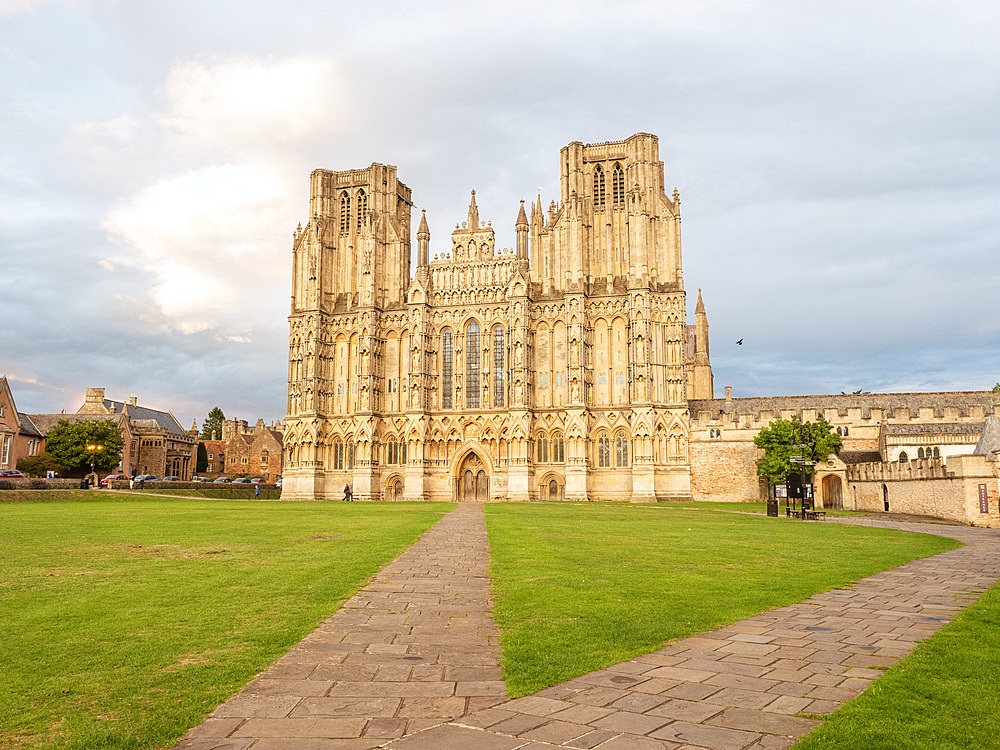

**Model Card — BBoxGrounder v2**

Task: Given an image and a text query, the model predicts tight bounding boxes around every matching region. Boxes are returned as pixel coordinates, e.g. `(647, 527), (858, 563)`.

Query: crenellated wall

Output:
(688, 391), (1000, 503)
(846, 454), (1000, 527)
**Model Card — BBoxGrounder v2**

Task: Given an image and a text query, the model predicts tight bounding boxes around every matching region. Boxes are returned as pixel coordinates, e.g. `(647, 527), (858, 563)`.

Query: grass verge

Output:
(485, 502), (959, 697)
(0, 497), (451, 749)
(792, 578), (1000, 750)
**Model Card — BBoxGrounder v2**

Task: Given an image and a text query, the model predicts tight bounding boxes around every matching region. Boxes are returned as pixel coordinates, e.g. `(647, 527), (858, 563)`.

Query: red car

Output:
(0, 469), (23, 477)
(99, 474), (129, 487)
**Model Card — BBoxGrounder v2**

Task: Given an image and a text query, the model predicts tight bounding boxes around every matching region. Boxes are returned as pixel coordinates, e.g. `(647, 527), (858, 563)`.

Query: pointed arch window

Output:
(356, 189), (367, 231)
(612, 162), (625, 206)
(466, 320), (480, 409)
(593, 165), (606, 210)
(899, 451), (909, 463)
(536, 434), (549, 463)
(616, 432), (629, 467)
(332, 440), (344, 469)
(442, 330), (454, 409)
(598, 432), (611, 467)
(340, 192), (351, 232)
(553, 433), (565, 463)
(493, 326), (505, 407)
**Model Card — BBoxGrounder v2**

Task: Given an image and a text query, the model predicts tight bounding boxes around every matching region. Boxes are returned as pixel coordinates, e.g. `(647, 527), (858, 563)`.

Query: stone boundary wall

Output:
(688, 391), (1000, 504)
(846, 455), (1000, 528)
(0, 478), (88, 490)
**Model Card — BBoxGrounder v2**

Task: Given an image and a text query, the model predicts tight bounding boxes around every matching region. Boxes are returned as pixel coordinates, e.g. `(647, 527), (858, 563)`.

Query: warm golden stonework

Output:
(284, 134), (714, 501)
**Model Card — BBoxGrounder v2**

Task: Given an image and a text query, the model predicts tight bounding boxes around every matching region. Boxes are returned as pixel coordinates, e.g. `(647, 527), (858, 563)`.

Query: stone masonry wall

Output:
(847, 455), (1000, 528)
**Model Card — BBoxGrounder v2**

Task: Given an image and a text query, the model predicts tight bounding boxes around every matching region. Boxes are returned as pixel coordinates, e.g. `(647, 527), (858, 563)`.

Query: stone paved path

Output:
(174, 502), (506, 750)
(175, 511), (1000, 750)
(382, 517), (1000, 750)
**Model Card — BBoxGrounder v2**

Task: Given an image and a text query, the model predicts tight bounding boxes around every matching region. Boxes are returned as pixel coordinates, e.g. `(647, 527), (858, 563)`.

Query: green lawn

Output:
(0, 495), (451, 750)
(793, 578), (1000, 750)
(485, 502), (960, 697)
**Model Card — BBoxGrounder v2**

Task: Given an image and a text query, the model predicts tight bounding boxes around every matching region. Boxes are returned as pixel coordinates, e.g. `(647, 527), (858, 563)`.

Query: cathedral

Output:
(283, 133), (714, 502)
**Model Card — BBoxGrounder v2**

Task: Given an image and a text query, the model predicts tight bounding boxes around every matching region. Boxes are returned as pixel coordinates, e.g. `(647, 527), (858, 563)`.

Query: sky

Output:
(2, 0), (998, 430)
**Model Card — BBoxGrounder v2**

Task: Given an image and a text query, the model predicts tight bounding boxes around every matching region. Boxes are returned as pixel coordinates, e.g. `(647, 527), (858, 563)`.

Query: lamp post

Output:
(86, 443), (104, 488)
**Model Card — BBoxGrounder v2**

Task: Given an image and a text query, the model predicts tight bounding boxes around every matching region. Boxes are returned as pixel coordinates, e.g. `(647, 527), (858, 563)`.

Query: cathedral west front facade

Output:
(283, 133), (714, 502)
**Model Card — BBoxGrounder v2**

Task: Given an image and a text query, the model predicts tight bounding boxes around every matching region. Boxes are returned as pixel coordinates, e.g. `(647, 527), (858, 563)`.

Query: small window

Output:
(899, 451), (909, 463)
(933, 446), (940, 457)
(612, 162), (625, 205)
(356, 189), (367, 231)
(593, 165), (606, 209)
(917, 447), (925, 459)
(340, 192), (351, 232)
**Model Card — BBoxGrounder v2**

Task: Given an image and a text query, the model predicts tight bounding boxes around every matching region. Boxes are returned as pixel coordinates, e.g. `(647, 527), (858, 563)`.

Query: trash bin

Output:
(766, 500), (778, 517)
(80, 479), (89, 489)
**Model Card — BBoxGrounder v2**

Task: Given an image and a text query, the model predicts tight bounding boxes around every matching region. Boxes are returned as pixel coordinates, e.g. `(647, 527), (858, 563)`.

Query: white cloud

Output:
(161, 56), (348, 157)
(103, 162), (294, 333)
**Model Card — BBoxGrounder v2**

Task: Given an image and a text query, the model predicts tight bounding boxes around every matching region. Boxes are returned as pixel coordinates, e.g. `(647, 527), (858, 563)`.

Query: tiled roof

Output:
(839, 450), (883, 464)
(885, 423), (983, 435)
(105, 400), (186, 435)
(26, 412), (128, 435)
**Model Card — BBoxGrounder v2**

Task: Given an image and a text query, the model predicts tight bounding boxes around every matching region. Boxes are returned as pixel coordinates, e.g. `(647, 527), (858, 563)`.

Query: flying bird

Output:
(736, 339), (743, 345)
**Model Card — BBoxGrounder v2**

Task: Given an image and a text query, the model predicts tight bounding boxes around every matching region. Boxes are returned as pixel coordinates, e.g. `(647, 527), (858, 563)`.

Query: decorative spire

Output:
(417, 209), (430, 239)
(467, 190), (480, 230)
(515, 199), (528, 228)
(696, 288), (705, 315)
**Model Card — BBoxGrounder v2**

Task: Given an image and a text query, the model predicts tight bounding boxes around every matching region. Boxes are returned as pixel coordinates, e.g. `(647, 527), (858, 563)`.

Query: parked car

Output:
(99, 473), (128, 487)
(162, 476), (182, 481)
(134, 474), (157, 483)
(250, 478), (265, 483)
(275, 477), (282, 487)
(232, 477), (251, 483)
(213, 477), (231, 483)
(0, 469), (24, 477)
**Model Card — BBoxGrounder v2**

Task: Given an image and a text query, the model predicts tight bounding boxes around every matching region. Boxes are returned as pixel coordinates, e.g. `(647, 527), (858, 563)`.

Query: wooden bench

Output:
(804, 510), (827, 521)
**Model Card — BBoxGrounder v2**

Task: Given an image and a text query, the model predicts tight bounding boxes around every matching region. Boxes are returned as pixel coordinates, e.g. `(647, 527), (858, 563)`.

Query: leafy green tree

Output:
(993, 383), (1000, 392)
(16, 451), (62, 477)
(44, 420), (125, 475)
(200, 407), (225, 440)
(753, 417), (842, 485)
(196, 442), (208, 473)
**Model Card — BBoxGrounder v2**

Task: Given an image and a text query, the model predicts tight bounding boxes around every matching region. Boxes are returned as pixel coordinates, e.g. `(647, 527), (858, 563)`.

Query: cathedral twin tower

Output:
(284, 133), (713, 502)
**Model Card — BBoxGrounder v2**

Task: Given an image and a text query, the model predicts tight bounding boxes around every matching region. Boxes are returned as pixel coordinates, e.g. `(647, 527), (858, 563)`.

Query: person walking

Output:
(343, 483), (351, 502)
(254, 484), (260, 500)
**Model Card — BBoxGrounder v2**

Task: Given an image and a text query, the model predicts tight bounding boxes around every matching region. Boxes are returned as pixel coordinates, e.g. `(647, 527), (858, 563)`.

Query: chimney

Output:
(725, 386), (732, 401)
(128, 393), (138, 407)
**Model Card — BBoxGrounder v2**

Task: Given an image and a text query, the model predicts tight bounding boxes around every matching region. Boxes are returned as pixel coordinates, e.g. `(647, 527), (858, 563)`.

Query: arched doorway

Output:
(457, 452), (488, 502)
(882, 483), (889, 512)
(386, 477), (403, 502)
(822, 475), (843, 509)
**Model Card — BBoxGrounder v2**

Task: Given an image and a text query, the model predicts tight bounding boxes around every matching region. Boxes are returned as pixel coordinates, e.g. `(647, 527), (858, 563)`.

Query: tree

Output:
(44, 420), (125, 476)
(16, 451), (62, 477)
(196, 442), (208, 473)
(993, 383), (1000, 392)
(200, 407), (225, 440)
(753, 417), (842, 485)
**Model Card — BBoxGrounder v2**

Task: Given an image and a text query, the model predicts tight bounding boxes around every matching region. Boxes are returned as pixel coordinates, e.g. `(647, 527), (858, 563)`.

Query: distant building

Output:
(217, 417), (284, 482)
(0, 376), (45, 472)
(73, 388), (197, 479)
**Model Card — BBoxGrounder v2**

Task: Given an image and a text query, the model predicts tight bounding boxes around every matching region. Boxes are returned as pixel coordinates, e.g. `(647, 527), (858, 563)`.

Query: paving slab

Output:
(384, 516), (999, 750)
(173, 502), (501, 748)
